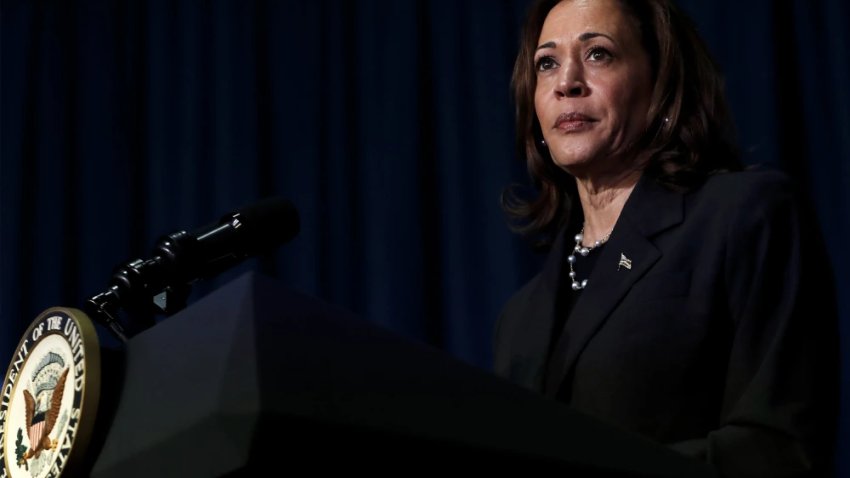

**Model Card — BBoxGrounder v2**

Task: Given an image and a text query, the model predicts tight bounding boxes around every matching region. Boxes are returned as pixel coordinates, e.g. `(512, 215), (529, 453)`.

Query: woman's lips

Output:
(554, 112), (596, 131)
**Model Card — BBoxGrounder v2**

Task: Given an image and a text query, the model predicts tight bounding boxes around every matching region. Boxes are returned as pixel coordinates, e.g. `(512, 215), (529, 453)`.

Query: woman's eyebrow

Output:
(536, 41), (556, 51)
(578, 31), (615, 42)
(536, 32), (615, 52)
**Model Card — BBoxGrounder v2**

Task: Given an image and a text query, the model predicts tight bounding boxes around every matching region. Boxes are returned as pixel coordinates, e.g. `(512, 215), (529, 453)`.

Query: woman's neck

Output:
(574, 169), (642, 245)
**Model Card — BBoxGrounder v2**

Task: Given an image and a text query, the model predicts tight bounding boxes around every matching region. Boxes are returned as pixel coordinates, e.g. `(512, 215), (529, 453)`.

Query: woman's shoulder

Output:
(499, 271), (543, 318)
(693, 166), (800, 214)
(701, 166), (795, 197)
(686, 167), (820, 258)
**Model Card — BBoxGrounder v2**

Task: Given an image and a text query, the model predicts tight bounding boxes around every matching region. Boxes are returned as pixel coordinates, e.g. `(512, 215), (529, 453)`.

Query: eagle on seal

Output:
(19, 356), (69, 465)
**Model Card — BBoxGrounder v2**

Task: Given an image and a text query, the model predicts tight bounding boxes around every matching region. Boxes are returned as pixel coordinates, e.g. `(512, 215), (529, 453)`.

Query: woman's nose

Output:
(556, 61), (587, 98)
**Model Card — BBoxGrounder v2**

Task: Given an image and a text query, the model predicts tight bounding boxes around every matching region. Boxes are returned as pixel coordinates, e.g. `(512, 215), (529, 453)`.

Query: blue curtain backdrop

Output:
(2, 0), (848, 473)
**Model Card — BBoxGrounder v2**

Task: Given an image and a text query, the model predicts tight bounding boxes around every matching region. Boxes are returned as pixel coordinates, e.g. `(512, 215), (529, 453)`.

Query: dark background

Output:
(2, 0), (848, 474)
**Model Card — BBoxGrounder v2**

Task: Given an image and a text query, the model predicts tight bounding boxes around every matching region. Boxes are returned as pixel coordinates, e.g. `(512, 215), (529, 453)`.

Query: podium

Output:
(88, 272), (717, 477)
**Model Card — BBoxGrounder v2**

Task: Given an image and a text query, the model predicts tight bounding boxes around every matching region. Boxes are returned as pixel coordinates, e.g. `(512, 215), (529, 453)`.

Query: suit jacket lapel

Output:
(507, 226), (567, 392)
(545, 174), (685, 398)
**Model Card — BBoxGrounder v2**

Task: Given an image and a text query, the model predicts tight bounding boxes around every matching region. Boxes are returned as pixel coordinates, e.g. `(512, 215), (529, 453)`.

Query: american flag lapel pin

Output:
(618, 253), (632, 271)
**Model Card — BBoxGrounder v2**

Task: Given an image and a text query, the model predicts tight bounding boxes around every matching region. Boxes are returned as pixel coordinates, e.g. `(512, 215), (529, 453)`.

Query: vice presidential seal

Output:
(1, 308), (101, 478)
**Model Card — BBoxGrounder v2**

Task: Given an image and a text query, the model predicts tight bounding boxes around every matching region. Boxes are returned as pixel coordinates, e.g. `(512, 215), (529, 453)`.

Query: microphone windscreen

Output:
(232, 197), (300, 254)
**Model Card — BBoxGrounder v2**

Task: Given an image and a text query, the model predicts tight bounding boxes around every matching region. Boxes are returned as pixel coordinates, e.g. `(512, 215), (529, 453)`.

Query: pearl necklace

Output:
(567, 226), (612, 290)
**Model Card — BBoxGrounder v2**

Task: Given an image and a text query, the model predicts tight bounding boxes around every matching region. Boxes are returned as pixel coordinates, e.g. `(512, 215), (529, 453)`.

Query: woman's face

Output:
(534, 0), (653, 175)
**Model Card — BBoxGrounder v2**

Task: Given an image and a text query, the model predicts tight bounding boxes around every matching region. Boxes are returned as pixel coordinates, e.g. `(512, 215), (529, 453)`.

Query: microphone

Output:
(87, 197), (299, 341)
(156, 196), (299, 283)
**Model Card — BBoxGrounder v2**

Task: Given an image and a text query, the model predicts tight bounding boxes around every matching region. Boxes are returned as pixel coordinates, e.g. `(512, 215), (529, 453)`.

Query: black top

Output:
(545, 233), (605, 394)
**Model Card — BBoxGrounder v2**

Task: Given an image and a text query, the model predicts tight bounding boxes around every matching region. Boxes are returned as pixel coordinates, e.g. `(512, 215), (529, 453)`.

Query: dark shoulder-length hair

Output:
(503, 0), (742, 241)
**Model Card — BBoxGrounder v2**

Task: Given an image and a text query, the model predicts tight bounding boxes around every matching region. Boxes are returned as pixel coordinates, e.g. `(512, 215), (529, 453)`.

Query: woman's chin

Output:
(551, 155), (599, 177)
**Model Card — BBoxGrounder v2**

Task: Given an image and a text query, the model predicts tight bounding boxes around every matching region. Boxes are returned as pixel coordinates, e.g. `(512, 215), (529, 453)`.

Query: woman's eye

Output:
(587, 47), (612, 62)
(535, 56), (558, 71)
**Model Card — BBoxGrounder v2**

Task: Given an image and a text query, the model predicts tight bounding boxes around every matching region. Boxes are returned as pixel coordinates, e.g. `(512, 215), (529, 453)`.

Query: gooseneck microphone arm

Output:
(86, 197), (300, 342)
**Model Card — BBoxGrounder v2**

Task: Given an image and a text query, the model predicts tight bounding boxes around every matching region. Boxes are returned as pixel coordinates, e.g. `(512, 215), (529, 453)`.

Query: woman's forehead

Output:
(538, 0), (640, 47)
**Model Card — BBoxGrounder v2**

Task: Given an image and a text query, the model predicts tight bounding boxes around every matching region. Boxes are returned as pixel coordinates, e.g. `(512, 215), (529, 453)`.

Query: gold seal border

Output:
(1, 307), (101, 478)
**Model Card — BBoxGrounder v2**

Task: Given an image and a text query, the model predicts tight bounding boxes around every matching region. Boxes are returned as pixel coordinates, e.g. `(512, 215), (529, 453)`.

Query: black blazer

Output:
(494, 169), (838, 478)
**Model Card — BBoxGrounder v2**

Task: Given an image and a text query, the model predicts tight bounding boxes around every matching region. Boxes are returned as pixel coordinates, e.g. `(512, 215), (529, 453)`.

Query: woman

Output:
(493, 0), (839, 476)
